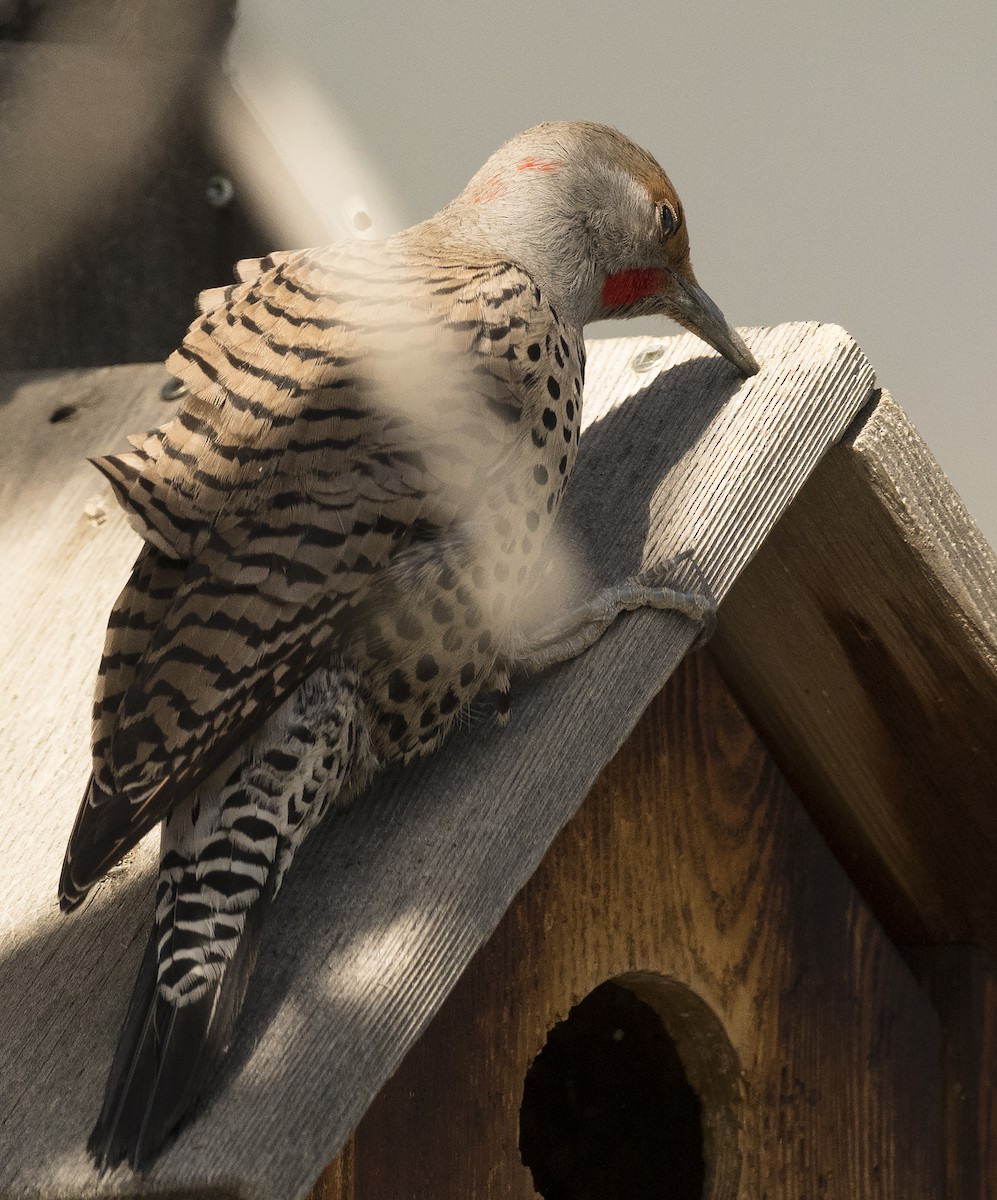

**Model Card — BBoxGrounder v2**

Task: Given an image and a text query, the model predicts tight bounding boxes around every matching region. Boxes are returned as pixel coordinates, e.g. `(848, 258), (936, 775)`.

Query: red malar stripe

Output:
(601, 268), (665, 308)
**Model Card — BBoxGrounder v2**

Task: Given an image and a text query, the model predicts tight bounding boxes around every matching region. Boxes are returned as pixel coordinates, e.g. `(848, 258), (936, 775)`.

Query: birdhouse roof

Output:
(2, 321), (994, 1199)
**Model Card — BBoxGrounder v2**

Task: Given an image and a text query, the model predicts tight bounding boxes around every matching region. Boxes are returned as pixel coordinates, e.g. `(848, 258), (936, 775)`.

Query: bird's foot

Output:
(511, 550), (716, 674)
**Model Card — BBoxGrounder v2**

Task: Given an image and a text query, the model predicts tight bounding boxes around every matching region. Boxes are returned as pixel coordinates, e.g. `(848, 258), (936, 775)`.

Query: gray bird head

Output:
(437, 120), (758, 376)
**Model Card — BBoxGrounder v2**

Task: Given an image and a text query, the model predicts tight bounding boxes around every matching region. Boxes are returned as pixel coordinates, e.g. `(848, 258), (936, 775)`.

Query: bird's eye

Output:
(658, 203), (677, 238)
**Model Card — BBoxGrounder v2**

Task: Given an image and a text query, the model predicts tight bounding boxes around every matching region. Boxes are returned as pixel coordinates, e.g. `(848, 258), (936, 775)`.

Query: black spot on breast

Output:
(547, 377), (561, 400)
(533, 464), (549, 485)
(388, 670), (411, 702)
(554, 344), (564, 369)
(465, 604), (482, 629)
(527, 342), (542, 361)
(521, 535), (533, 555)
(439, 689), (460, 715)
(460, 662), (475, 687)
(546, 494), (556, 513)
(566, 399), (575, 421)
(525, 510), (540, 532)
(416, 654), (439, 681)
(542, 408), (557, 430)
(563, 425), (572, 442)
(560, 336), (570, 358)
(532, 429), (547, 448)
(387, 712), (409, 743)
(431, 598), (453, 625)
(442, 627), (464, 652)
(420, 705), (437, 728)
(396, 613), (424, 641)
(559, 455), (568, 475)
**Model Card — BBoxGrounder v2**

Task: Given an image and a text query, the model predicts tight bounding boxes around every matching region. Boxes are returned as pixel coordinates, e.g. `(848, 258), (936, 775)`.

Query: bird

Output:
(58, 120), (758, 1171)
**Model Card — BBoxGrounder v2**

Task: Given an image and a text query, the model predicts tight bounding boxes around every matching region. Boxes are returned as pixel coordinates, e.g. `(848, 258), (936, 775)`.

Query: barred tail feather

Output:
(89, 878), (275, 1172)
(86, 669), (367, 1169)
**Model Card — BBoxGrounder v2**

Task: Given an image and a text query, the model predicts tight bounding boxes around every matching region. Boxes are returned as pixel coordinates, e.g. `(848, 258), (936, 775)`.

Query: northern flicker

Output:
(59, 120), (758, 1171)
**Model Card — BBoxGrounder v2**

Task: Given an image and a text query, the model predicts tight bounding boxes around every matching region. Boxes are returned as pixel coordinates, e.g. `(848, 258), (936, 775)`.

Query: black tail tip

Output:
(58, 864), (88, 912)
(88, 1122), (177, 1175)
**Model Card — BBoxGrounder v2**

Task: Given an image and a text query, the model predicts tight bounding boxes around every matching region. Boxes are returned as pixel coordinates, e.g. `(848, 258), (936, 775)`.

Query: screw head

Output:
(631, 345), (667, 374)
(161, 377), (188, 402)
(205, 174), (235, 208)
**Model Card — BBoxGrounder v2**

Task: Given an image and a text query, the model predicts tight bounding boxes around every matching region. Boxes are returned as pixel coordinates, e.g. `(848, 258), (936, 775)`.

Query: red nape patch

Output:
(515, 158), (560, 172)
(469, 174), (504, 204)
(601, 268), (666, 308)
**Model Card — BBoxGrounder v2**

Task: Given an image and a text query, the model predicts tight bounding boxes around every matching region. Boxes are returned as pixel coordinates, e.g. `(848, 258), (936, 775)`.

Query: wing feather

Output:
(61, 242), (560, 907)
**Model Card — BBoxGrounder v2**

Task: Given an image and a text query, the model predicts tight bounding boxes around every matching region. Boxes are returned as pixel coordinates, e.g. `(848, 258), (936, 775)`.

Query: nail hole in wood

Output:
(48, 404), (77, 424)
(520, 975), (742, 1200)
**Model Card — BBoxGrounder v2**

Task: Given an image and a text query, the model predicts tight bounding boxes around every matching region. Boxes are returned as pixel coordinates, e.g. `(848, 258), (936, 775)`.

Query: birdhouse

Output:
(3, 320), (994, 1199)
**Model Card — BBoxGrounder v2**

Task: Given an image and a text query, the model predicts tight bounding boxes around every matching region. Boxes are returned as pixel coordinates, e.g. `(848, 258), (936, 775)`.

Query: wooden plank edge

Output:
(711, 388), (997, 954)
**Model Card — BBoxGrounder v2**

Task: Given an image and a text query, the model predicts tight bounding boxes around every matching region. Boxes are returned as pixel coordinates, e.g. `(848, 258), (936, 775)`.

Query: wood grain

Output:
(711, 390), (997, 955)
(317, 654), (944, 1199)
(0, 323), (876, 1199)
(910, 947), (997, 1200)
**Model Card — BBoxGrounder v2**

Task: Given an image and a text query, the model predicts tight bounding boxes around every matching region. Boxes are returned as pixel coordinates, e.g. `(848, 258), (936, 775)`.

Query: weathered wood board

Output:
(0, 323), (876, 1199)
(911, 946), (997, 1200)
(712, 390), (997, 957)
(322, 653), (945, 1199)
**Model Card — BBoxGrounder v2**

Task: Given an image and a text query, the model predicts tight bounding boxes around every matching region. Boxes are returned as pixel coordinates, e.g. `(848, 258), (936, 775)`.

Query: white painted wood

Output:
(0, 323), (875, 1199)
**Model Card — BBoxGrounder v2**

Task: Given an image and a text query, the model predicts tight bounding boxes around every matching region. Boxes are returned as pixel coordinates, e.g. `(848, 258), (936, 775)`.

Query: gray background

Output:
(228, 0), (995, 544)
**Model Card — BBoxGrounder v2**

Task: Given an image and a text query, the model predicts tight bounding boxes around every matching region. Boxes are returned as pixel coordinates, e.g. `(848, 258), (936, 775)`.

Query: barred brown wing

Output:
(60, 244), (566, 908)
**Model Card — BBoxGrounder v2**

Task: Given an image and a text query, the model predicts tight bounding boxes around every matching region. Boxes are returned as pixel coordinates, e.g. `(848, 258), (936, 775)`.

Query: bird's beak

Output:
(666, 272), (759, 376)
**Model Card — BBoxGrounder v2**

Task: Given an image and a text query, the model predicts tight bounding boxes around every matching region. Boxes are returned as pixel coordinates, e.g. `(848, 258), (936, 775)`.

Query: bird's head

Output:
(442, 121), (758, 375)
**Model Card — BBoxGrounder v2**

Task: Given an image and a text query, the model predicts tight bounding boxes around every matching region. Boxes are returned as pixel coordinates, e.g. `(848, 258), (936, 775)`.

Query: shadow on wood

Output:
(0, 324), (879, 1198)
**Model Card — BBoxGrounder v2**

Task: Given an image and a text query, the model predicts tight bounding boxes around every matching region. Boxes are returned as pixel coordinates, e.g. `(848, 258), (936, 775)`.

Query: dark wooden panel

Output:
(711, 391), (997, 957)
(309, 1140), (354, 1200)
(0, 3), (267, 370)
(911, 947), (997, 1200)
(0, 0), (235, 45)
(312, 653), (944, 1198)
